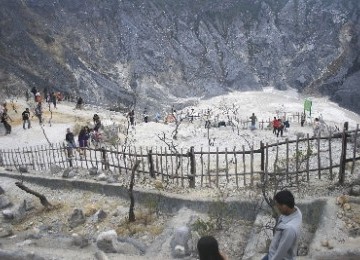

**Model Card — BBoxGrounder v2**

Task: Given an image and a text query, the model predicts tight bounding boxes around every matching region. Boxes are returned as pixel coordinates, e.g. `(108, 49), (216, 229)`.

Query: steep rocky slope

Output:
(0, 0), (359, 112)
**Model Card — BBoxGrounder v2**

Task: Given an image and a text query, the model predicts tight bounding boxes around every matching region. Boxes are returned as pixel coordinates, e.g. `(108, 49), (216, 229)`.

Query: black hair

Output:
(274, 190), (295, 208)
(197, 236), (224, 260)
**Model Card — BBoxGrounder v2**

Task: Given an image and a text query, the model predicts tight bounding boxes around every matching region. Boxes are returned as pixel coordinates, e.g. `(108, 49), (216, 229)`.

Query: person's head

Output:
(274, 117), (276, 120)
(66, 128), (71, 133)
(26, 108), (29, 111)
(274, 190), (295, 215)
(315, 118), (319, 122)
(252, 113), (255, 116)
(197, 236), (224, 260)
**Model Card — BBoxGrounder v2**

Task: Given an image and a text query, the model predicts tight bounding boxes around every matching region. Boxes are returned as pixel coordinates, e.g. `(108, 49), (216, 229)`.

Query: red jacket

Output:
(273, 119), (280, 128)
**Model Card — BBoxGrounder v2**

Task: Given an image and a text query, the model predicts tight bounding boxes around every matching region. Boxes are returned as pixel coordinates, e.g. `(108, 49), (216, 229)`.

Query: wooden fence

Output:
(1, 123), (359, 188)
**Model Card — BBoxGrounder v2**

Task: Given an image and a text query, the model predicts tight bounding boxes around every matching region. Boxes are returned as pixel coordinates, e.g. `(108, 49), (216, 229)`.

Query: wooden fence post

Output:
(189, 146), (196, 188)
(339, 122), (349, 184)
(260, 141), (265, 172)
(65, 143), (73, 167)
(148, 149), (155, 178)
(260, 141), (265, 182)
(102, 148), (109, 170)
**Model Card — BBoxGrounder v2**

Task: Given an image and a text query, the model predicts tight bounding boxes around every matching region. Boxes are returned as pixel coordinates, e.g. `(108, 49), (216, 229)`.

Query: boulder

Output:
(62, 168), (78, 178)
(2, 209), (14, 220)
(96, 230), (119, 253)
(19, 166), (28, 173)
(0, 227), (13, 238)
(94, 210), (107, 222)
(68, 209), (86, 229)
(0, 249), (46, 260)
(3, 200), (27, 221)
(24, 199), (35, 211)
(94, 250), (109, 260)
(71, 233), (89, 248)
(350, 185), (360, 196)
(0, 194), (11, 209)
(97, 173), (108, 181)
(25, 228), (42, 240)
(89, 167), (99, 176)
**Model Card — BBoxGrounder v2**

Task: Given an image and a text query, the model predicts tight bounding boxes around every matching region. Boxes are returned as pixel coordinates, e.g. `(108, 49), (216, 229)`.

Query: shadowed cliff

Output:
(0, 0), (359, 112)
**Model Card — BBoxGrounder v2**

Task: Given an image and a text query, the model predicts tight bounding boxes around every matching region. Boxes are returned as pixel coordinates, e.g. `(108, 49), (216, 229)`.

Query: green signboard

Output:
(304, 99), (312, 115)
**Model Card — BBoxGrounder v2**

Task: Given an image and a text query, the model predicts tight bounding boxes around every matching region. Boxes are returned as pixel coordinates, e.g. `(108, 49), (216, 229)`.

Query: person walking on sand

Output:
(35, 102), (43, 124)
(300, 112), (306, 127)
(22, 108), (31, 129)
(277, 119), (284, 137)
(262, 190), (302, 260)
(1, 110), (13, 135)
(65, 128), (76, 157)
(272, 117), (279, 135)
(249, 113), (257, 130)
(127, 110), (135, 126)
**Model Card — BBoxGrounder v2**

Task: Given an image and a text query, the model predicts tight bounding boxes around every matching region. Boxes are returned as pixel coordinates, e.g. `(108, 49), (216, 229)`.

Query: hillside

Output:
(0, 0), (360, 113)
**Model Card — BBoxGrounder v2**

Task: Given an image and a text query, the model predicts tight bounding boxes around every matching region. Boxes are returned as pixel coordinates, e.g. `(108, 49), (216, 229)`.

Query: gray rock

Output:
(89, 167), (99, 176)
(350, 185), (360, 196)
(63, 168), (76, 178)
(349, 227), (360, 237)
(96, 230), (140, 254)
(118, 237), (148, 254)
(68, 209), (86, 229)
(0, 227), (13, 238)
(94, 250), (109, 260)
(0, 186), (4, 195)
(170, 226), (192, 258)
(2, 209), (14, 220)
(18, 166), (28, 173)
(50, 165), (63, 175)
(14, 200), (27, 221)
(25, 228), (42, 240)
(94, 210), (107, 222)
(24, 199), (35, 211)
(0, 194), (11, 209)
(106, 176), (117, 183)
(96, 230), (119, 253)
(0, 249), (46, 260)
(71, 233), (89, 248)
(2, 200), (27, 221)
(97, 173), (108, 181)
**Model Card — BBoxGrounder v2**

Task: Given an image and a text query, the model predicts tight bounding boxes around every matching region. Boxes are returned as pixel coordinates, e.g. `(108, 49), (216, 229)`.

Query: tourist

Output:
(262, 190), (302, 260)
(197, 235), (227, 260)
(22, 108), (31, 129)
(249, 113), (257, 130)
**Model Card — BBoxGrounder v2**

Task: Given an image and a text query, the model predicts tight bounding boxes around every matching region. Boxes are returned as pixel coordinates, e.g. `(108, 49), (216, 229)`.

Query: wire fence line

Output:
(0, 123), (359, 188)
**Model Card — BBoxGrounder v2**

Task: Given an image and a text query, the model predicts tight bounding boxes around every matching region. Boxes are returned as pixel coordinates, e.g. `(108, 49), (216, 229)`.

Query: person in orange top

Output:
(272, 117), (280, 135)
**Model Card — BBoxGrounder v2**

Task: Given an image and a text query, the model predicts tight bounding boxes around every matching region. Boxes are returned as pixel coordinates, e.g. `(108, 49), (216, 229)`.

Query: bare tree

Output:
(128, 160), (140, 222)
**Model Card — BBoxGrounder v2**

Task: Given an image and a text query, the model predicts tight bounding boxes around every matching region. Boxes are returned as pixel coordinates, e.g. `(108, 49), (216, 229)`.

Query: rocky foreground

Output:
(1, 166), (360, 259)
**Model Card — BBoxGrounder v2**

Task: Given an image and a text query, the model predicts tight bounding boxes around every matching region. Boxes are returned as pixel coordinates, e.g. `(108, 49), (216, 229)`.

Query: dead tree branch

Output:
(15, 182), (53, 209)
(129, 160), (140, 222)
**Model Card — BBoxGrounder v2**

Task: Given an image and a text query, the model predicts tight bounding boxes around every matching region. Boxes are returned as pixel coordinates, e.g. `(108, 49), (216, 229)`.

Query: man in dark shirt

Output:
(65, 128), (76, 157)
(22, 108), (31, 129)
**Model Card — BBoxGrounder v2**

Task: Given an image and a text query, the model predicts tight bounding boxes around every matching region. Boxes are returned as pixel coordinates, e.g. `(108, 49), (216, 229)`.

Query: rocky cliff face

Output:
(0, 0), (359, 112)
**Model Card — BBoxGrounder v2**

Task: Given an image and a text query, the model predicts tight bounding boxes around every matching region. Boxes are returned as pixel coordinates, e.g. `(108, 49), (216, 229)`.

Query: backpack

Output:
(35, 106), (41, 116)
(22, 111), (29, 120)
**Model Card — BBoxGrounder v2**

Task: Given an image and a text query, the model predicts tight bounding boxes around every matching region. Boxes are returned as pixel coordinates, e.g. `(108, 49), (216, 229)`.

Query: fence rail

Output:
(0, 123), (359, 188)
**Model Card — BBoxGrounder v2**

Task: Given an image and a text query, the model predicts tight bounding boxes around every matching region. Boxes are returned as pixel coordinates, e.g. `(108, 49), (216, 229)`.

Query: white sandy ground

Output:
(1, 87), (360, 151)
